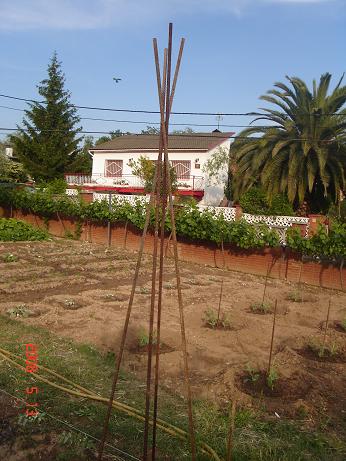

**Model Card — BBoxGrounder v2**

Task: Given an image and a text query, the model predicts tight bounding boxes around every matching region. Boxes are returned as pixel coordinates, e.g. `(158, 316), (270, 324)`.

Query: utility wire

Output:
(1, 93), (343, 117)
(0, 127), (339, 143)
(0, 104), (275, 128)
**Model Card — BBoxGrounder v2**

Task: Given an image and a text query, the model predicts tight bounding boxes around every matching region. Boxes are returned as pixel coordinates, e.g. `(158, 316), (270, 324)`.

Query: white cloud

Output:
(0, 0), (337, 31)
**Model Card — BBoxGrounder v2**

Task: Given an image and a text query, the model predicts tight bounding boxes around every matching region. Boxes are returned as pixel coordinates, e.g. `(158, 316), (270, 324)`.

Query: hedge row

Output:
(0, 189), (345, 258)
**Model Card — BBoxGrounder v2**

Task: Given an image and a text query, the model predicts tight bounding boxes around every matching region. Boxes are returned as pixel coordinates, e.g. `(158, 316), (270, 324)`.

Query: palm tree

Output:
(233, 73), (346, 211)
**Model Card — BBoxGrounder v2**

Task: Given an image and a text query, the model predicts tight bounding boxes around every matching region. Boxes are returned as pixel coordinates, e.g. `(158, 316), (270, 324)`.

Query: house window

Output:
(171, 160), (191, 179)
(105, 160), (123, 177)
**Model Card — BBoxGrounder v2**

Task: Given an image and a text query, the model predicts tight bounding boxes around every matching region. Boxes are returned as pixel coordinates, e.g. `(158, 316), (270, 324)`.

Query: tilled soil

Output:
(1, 239), (345, 437)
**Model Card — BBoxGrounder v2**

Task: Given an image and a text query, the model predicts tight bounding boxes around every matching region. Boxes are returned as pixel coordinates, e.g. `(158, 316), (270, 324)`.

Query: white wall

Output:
(91, 138), (230, 205)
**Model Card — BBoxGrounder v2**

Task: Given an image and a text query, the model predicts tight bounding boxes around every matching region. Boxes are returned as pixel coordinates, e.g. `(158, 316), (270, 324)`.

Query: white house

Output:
(65, 131), (233, 205)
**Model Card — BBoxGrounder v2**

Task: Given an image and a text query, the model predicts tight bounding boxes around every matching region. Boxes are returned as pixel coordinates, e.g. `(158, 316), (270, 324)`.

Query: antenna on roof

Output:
(216, 112), (223, 130)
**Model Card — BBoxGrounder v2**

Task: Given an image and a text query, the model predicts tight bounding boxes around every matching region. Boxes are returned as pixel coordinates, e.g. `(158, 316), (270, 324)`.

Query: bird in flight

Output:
(113, 77), (122, 83)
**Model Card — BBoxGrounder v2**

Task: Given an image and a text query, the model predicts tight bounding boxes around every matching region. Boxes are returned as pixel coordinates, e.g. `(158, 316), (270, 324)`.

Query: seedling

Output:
(244, 364), (260, 384)
(250, 302), (272, 314)
(203, 308), (231, 330)
(340, 318), (346, 332)
(308, 338), (340, 358)
(139, 286), (150, 295)
(17, 411), (46, 427)
(2, 253), (18, 263)
(63, 299), (80, 310)
(287, 290), (304, 303)
(6, 305), (33, 318)
(138, 328), (157, 347)
(266, 367), (279, 390)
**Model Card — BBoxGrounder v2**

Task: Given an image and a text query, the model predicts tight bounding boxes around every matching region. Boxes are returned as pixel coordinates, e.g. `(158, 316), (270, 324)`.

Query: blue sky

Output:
(0, 0), (345, 141)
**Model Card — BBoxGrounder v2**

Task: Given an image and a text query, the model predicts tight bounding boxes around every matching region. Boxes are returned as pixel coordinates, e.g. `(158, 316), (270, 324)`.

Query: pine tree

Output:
(12, 52), (82, 181)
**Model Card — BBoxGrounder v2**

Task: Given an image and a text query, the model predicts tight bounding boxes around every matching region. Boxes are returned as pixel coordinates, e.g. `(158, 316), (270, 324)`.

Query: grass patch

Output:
(0, 315), (344, 460)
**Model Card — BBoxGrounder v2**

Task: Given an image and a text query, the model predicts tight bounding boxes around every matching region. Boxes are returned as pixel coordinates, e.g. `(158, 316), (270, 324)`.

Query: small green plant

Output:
(287, 290), (303, 303)
(17, 412), (46, 427)
(63, 229), (74, 239)
(340, 318), (346, 332)
(63, 299), (79, 310)
(138, 328), (157, 347)
(266, 368), (279, 390)
(244, 364), (260, 384)
(203, 308), (231, 329)
(0, 218), (48, 241)
(250, 301), (272, 314)
(139, 286), (150, 295)
(6, 304), (33, 318)
(58, 430), (94, 451)
(308, 338), (340, 358)
(2, 253), (18, 262)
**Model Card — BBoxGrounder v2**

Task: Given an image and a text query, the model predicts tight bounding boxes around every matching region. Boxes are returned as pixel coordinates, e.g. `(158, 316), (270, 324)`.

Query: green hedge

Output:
(0, 189), (279, 249)
(1, 189), (345, 258)
(0, 218), (48, 241)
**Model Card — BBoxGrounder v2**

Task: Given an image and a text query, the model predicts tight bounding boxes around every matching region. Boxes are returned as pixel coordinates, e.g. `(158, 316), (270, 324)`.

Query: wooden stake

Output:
(216, 279), (224, 325)
(226, 398), (236, 461)
(262, 261), (271, 305)
(267, 299), (278, 375)
(322, 297), (332, 350)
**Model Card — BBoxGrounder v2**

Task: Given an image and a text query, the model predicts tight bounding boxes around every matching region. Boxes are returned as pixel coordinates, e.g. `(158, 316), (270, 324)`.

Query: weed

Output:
(6, 304), (33, 318)
(244, 364), (260, 384)
(203, 308), (231, 329)
(138, 328), (157, 347)
(139, 286), (150, 295)
(250, 301), (272, 314)
(287, 290), (303, 302)
(2, 253), (18, 263)
(267, 368), (279, 390)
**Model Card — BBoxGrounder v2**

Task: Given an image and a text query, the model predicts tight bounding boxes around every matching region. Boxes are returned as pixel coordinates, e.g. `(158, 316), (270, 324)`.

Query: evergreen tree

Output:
(12, 52), (82, 181)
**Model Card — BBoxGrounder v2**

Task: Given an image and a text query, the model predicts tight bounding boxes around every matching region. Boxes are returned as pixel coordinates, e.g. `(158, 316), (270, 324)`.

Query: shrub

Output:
(239, 187), (294, 216)
(37, 178), (68, 195)
(287, 223), (346, 259)
(0, 218), (48, 241)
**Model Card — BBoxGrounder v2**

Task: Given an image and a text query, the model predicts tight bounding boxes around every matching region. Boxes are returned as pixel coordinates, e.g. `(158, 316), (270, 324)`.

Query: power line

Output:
(0, 126), (339, 143)
(1, 92), (343, 117)
(0, 103), (275, 129)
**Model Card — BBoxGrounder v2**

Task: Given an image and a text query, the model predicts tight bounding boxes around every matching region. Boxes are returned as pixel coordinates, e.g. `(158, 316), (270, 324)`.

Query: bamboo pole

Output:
(226, 398), (236, 461)
(267, 299), (278, 375)
(322, 297), (332, 351)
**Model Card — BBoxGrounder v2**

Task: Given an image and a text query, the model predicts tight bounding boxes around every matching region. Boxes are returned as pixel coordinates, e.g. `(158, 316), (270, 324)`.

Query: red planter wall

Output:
(1, 207), (345, 291)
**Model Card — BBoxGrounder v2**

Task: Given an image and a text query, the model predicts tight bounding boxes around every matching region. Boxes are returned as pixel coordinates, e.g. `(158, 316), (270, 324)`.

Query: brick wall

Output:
(1, 207), (345, 291)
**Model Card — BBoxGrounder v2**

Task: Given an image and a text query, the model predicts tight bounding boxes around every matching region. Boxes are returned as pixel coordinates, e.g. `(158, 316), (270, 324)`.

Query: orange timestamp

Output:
(24, 343), (39, 417)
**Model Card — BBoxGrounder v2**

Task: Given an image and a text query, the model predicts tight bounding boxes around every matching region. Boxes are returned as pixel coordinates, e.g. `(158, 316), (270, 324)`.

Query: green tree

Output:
(128, 155), (177, 193)
(68, 135), (93, 174)
(12, 52), (82, 181)
(95, 130), (128, 145)
(233, 73), (346, 212)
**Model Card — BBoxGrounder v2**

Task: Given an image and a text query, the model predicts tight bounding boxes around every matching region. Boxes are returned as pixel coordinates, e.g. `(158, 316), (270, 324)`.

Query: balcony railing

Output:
(65, 173), (205, 191)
